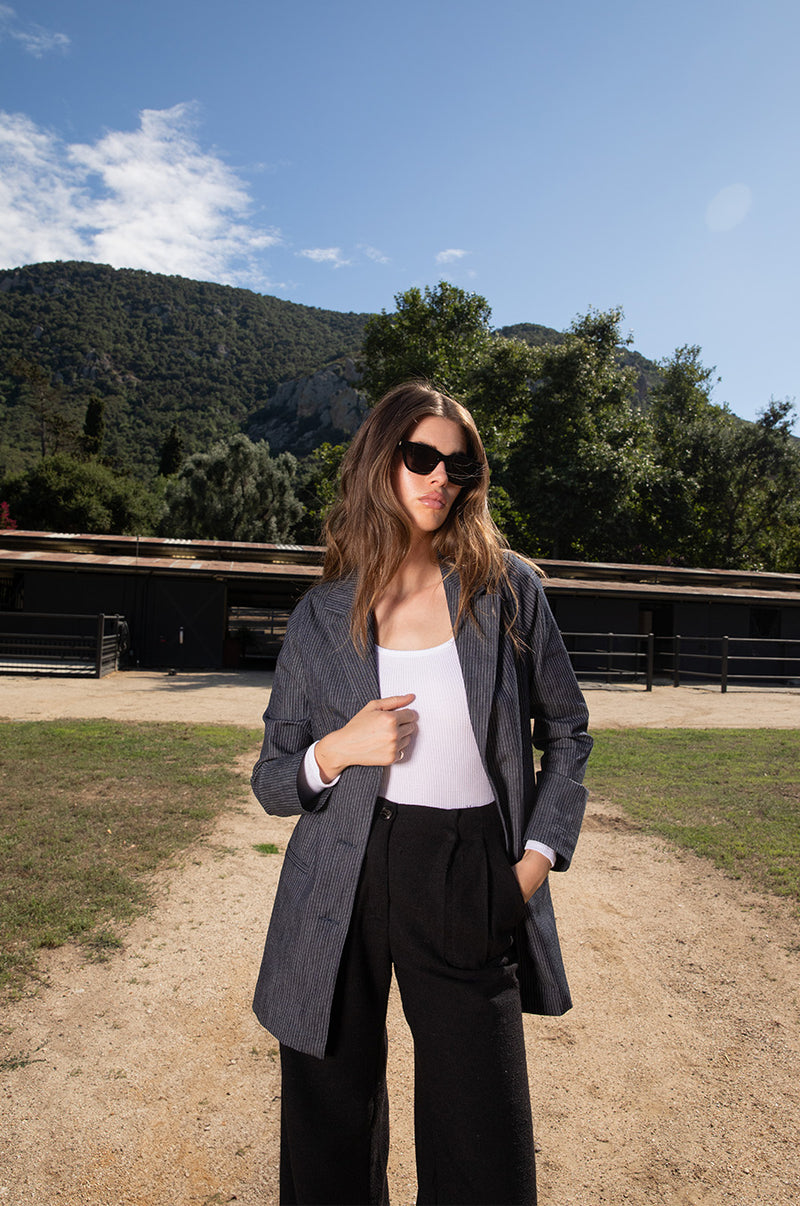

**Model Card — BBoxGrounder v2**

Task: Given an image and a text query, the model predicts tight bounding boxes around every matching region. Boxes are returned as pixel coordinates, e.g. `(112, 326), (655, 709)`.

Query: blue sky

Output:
(1, 0), (798, 427)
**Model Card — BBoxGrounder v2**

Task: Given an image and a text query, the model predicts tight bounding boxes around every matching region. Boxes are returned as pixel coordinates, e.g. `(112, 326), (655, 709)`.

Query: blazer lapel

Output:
(443, 568), (501, 757)
(323, 577), (381, 706)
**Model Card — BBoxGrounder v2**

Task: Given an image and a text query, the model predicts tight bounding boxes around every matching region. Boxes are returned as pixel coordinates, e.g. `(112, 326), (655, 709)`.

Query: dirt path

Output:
(1, 673), (799, 1205)
(1, 668), (799, 729)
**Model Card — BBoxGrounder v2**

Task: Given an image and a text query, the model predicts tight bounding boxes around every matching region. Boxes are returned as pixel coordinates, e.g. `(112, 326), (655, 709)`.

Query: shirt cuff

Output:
(524, 840), (556, 868)
(297, 741), (340, 805)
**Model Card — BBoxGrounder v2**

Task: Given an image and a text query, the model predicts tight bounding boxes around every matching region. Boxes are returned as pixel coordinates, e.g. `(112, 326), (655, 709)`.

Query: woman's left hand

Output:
(513, 849), (551, 902)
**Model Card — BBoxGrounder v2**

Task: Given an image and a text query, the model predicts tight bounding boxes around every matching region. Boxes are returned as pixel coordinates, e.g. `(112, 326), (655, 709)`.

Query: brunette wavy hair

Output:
(322, 381), (528, 651)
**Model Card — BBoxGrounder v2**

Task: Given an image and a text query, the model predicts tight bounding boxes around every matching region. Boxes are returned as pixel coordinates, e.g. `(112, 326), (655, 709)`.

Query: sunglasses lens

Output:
(403, 443), (438, 475)
(401, 442), (481, 486)
(446, 455), (479, 485)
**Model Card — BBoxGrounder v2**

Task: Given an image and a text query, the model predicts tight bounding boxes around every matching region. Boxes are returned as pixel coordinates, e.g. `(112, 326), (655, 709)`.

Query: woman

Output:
(251, 382), (592, 1206)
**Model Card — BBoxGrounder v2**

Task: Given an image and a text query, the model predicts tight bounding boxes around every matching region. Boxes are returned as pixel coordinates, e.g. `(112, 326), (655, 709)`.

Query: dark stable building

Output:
(1, 532), (799, 687)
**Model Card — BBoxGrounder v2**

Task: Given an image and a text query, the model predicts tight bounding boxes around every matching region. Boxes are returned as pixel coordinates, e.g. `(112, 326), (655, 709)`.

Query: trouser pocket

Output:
(443, 815), (526, 970)
(486, 837), (528, 960)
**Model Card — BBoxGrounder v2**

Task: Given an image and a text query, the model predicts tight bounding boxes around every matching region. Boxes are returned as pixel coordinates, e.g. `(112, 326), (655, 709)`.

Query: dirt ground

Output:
(1, 668), (799, 730)
(1, 671), (799, 1206)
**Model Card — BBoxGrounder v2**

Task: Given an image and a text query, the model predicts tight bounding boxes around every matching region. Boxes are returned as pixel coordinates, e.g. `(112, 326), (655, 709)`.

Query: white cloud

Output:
(298, 246), (350, 268)
(705, 184), (753, 233)
(0, 105), (280, 286)
(0, 5), (70, 56)
(359, 244), (390, 264)
(435, 248), (469, 264)
(0, 112), (89, 263)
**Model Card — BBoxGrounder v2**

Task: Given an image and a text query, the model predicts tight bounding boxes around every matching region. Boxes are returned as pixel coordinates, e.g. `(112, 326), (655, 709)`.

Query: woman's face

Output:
(393, 415), (467, 538)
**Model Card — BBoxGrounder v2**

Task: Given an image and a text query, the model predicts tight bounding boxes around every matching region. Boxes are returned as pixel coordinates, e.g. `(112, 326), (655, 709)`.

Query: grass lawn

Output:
(0, 720), (259, 996)
(2, 722), (798, 998)
(587, 729), (800, 904)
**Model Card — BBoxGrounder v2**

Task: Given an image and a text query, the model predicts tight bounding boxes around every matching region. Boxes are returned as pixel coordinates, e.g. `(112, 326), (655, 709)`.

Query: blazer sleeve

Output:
(250, 600), (336, 818)
(518, 568), (593, 870)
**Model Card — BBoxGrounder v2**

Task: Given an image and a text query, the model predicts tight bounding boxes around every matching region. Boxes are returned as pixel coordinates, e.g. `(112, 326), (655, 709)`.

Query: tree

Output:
(643, 347), (800, 569)
(697, 400), (800, 569)
(161, 434), (304, 542)
(81, 395), (105, 459)
(637, 345), (718, 562)
(158, 424), (184, 476)
(3, 454), (160, 534)
(466, 335), (538, 465)
(498, 308), (649, 559)
(650, 344), (719, 431)
(8, 357), (78, 460)
(294, 442), (349, 545)
(360, 281), (494, 401)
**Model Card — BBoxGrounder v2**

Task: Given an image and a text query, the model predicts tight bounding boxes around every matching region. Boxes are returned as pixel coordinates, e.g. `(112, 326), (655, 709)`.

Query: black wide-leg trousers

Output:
(279, 799), (537, 1206)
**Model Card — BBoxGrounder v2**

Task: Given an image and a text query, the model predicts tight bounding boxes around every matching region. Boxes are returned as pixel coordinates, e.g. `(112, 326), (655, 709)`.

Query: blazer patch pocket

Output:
(281, 843), (315, 907)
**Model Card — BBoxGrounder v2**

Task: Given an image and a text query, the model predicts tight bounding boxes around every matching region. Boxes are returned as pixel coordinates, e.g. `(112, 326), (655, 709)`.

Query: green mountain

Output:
(496, 321), (563, 346)
(0, 261), (369, 477)
(0, 261), (662, 481)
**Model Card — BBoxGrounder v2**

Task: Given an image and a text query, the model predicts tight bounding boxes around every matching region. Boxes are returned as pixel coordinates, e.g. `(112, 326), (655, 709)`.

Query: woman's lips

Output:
(419, 493), (446, 509)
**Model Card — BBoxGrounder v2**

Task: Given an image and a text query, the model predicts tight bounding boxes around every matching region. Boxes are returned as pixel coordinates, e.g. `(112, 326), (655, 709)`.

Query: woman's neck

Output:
(373, 543), (452, 650)
(392, 540), (441, 594)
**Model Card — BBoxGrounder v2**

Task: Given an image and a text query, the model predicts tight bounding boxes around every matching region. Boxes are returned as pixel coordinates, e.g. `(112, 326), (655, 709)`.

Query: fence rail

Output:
(0, 613), (125, 678)
(562, 631), (800, 692)
(226, 606), (291, 665)
(2, 614), (798, 689)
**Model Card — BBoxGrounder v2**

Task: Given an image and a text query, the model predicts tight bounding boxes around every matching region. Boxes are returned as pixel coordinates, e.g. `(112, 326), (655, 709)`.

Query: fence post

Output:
(673, 635), (681, 687)
(95, 613), (105, 678)
(721, 636), (728, 693)
(646, 633), (654, 691)
(607, 633), (613, 683)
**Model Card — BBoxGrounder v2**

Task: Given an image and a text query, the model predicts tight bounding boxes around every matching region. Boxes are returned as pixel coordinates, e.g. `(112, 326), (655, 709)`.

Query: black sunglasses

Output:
(398, 440), (484, 487)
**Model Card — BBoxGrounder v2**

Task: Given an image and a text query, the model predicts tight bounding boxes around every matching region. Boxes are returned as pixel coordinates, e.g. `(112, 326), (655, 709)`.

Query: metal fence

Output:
(0, 613), (125, 678)
(561, 631), (800, 692)
(3, 613), (798, 689)
(226, 606), (291, 665)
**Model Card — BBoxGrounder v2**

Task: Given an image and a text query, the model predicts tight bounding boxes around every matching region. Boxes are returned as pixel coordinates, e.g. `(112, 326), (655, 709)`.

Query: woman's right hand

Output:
(314, 694), (417, 783)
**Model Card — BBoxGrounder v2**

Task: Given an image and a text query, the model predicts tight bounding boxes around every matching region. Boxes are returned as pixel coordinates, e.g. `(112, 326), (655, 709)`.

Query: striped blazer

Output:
(251, 555), (592, 1058)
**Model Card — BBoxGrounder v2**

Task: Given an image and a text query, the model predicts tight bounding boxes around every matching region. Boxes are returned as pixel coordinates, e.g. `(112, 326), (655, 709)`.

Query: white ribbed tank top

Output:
(377, 637), (494, 808)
